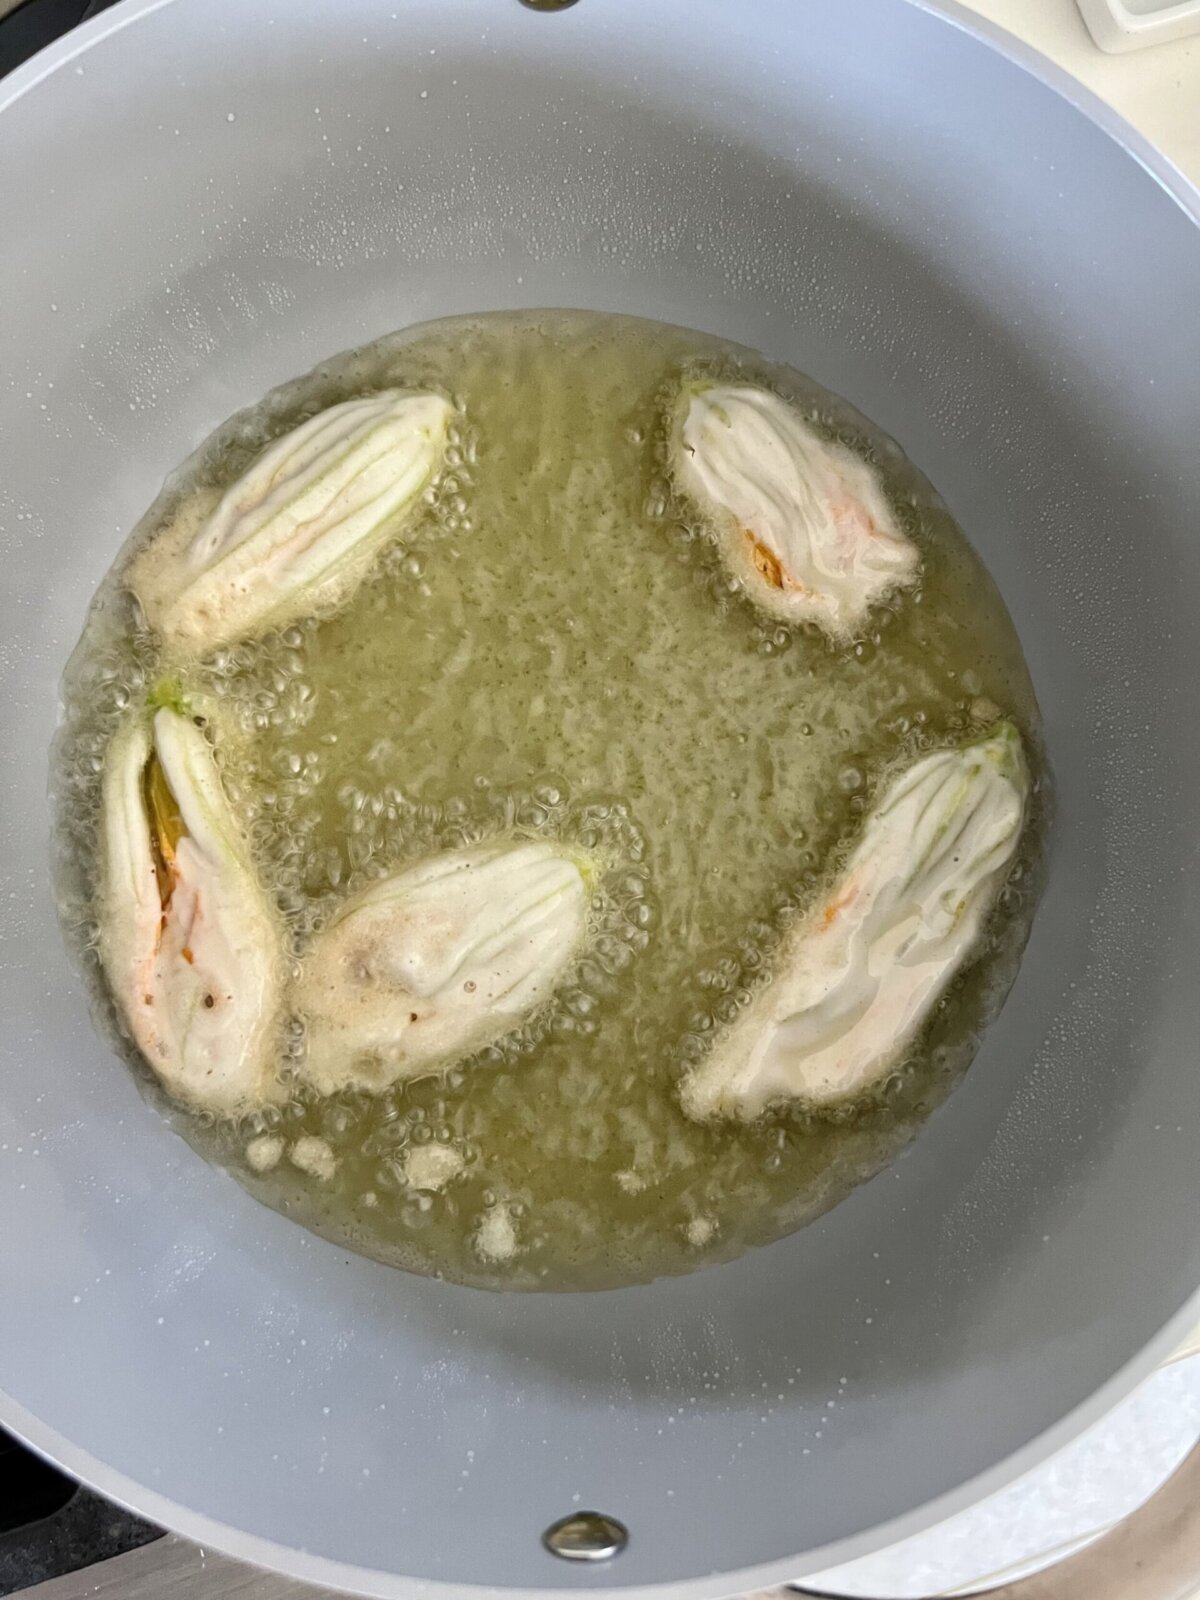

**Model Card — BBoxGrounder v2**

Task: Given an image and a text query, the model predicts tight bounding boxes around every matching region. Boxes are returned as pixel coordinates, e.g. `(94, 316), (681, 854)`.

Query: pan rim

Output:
(3, 1289), (1199, 1600)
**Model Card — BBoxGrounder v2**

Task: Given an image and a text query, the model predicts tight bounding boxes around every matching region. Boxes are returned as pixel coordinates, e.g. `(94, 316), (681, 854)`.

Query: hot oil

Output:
(53, 311), (1047, 1290)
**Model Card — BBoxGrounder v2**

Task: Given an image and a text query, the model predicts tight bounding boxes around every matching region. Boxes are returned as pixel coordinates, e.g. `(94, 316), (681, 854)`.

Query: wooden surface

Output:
(25, 1534), (348, 1599)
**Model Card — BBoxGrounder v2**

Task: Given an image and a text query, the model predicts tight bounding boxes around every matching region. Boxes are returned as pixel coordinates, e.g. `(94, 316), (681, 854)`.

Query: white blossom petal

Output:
(98, 706), (286, 1116)
(673, 383), (919, 637)
(135, 389), (453, 652)
(681, 725), (1028, 1120)
(298, 840), (591, 1095)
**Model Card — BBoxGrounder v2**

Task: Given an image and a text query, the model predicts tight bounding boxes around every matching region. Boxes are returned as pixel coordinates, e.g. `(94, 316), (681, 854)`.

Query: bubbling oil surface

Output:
(53, 312), (1047, 1290)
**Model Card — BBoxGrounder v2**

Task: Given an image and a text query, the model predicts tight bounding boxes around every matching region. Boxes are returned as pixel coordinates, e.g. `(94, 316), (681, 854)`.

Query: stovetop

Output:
(0, 1427), (160, 1600)
(0, 1427), (161, 1596)
(0, 0), (96, 75)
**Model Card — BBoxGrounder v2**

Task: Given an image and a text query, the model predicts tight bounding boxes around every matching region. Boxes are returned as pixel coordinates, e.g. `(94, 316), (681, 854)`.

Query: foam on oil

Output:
(53, 311), (1047, 1290)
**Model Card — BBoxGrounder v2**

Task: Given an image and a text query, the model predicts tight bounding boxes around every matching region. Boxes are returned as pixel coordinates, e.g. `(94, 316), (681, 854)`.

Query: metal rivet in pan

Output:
(543, 1510), (628, 1561)
(518, 0), (582, 10)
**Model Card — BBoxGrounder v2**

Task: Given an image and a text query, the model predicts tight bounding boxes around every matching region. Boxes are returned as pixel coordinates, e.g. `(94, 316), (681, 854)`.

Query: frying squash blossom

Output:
(131, 389), (453, 653)
(297, 840), (594, 1095)
(672, 383), (919, 638)
(98, 705), (287, 1116)
(681, 726), (1028, 1120)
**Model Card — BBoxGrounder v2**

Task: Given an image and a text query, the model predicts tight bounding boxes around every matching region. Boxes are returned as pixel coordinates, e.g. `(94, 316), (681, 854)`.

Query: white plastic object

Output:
(1077, 0), (1200, 52)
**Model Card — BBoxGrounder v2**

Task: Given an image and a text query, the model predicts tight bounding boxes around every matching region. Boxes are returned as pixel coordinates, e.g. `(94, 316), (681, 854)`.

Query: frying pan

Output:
(1, 1), (1199, 1596)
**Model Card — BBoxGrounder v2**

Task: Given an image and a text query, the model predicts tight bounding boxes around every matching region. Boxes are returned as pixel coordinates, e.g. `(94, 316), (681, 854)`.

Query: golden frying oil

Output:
(53, 312), (1047, 1290)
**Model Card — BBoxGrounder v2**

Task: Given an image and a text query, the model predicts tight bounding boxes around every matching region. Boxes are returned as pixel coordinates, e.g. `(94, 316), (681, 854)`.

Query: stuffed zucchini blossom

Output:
(681, 725), (1028, 1120)
(673, 383), (919, 638)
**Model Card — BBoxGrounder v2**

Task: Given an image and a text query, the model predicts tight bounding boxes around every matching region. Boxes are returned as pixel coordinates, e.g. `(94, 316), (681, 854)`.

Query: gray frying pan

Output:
(1, 1), (1199, 1596)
